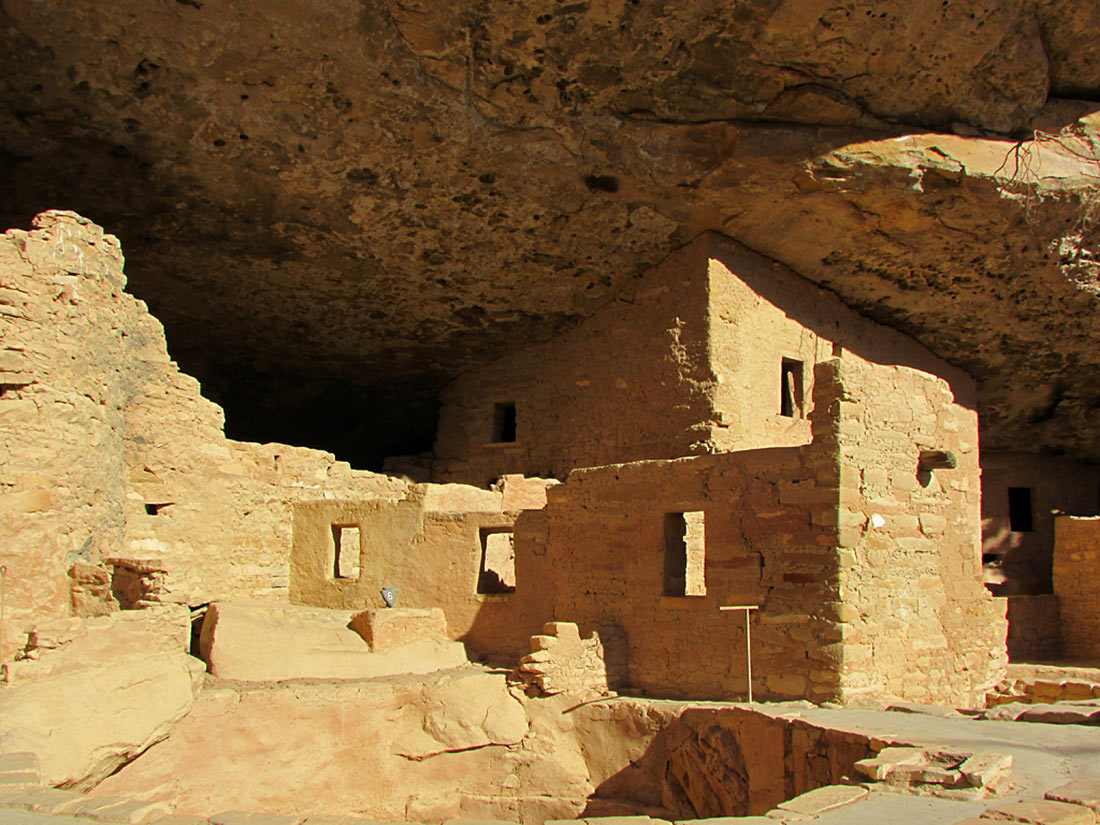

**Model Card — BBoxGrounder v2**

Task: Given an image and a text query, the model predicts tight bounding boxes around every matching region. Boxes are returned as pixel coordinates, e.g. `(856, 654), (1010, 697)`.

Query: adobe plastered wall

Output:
(981, 452), (1100, 595)
(433, 235), (716, 483)
(0, 211), (406, 659)
(1053, 515), (1100, 659)
(290, 482), (545, 659)
(821, 357), (1007, 707)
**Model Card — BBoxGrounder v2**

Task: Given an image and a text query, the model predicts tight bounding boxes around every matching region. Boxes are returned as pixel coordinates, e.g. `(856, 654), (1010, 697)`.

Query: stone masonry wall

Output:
(821, 357), (1006, 707)
(981, 452), (1100, 595)
(433, 235), (717, 483)
(0, 212), (406, 659)
(0, 212), (130, 659)
(502, 357), (1004, 705)
(515, 441), (842, 702)
(1053, 515), (1100, 659)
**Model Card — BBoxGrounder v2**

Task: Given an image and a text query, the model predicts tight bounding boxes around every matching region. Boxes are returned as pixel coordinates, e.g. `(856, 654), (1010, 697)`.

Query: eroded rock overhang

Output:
(0, 0), (1098, 466)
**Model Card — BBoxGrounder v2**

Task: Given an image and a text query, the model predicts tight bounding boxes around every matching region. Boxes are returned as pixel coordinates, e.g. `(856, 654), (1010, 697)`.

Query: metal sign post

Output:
(720, 604), (759, 703)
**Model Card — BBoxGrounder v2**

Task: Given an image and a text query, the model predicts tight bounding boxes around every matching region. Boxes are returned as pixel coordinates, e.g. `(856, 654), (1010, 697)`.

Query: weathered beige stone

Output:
(0, 648), (204, 789)
(1047, 781), (1100, 812)
(71, 795), (175, 824)
(774, 785), (867, 816)
(0, 211), (409, 662)
(2, 605), (190, 685)
(348, 608), (449, 654)
(0, 786), (84, 813)
(200, 601), (467, 681)
(516, 622), (623, 699)
(981, 798), (1097, 825)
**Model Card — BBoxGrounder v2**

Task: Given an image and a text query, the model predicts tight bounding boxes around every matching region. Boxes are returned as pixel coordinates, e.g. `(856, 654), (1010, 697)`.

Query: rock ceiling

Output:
(1, 0), (1099, 468)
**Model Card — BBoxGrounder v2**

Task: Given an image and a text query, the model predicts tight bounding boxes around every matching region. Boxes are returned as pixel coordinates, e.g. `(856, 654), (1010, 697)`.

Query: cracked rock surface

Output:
(0, 0), (1098, 465)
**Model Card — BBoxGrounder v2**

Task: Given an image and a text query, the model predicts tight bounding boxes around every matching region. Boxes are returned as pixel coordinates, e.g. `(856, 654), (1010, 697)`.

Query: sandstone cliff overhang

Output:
(0, 1), (1098, 466)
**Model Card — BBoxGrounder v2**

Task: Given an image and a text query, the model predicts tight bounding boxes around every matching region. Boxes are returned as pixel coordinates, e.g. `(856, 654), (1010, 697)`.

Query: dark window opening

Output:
(780, 359), (804, 418)
(144, 502), (172, 515)
(332, 524), (361, 580)
(492, 401), (517, 443)
(478, 528), (515, 594)
(663, 511), (706, 597)
(1008, 487), (1034, 532)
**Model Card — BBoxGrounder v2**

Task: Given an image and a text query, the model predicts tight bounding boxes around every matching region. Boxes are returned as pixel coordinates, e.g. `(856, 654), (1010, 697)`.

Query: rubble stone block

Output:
(72, 796), (175, 824)
(854, 746), (925, 780)
(348, 607), (449, 653)
(208, 812), (304, 825)
(959, 753), (1013, 789)
(775, 784), (868, 815)
(0, 786), (84, 813)
(1047, 780), (1100, 812)
(981, 798), (1097, 825)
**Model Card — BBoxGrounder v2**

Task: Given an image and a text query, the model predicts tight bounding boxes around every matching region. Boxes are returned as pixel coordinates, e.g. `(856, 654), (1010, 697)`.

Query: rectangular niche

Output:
(1008, 487), (1034, 533)
(478, 528), (516, 594)
(492, 401), (517, 443)
(780, 358), (804, 418)
(664, 511), (706, 597)
(332, 524), (361, 580)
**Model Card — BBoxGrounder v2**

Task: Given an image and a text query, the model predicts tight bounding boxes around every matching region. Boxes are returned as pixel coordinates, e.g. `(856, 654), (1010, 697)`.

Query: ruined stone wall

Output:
(0, 212), (405, 659)
(981, 452), (1100, 595)
(1053, 515), (1100, 659)
(0, 212), (130, 659)
(821, 358), (1006, 707)
(433, 236), (717, 484)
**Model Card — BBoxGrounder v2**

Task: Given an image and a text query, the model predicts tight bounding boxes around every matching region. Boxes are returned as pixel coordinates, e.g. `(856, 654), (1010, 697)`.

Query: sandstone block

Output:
(959, 753), (1013, 789)
(0, 786), (84, 813)
(208, 812), (303, 825)
(1047, 781), (1100, 812)
(348, 608), (448, 653)
(395, 672), (528, 758)
(854, 746), (925, 780)
(200, 601), (466, 681)
(3, 605), (191, 685)
(71, 795), (175, 824)
(980, 798), (1096, 824)
(0, 752), (40, 787)
(1016, 705), (1100, 725)
(420, 483), (503, 513)
(0, 649), (204, 789)
(775, 785), (868, 815)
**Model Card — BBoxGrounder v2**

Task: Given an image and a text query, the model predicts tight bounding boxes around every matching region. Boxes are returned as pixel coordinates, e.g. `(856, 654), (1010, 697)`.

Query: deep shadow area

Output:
(574, 703), (876, 819)
(211, 370), (442, 470)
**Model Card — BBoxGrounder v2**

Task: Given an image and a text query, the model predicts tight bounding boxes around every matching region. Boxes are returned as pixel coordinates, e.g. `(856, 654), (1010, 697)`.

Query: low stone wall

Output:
(1053, 515), (1100, 659)
(0, 211), (405, 659)
(1004, 594), (1062, 662)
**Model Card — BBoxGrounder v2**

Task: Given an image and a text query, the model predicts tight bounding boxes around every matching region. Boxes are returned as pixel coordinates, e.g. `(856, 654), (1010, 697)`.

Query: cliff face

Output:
(0, 0), (1097, 465)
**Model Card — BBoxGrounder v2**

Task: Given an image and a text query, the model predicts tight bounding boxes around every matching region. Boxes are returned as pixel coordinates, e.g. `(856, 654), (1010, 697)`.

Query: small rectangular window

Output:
(780, 359), (804, 418)
(332, 524), (361, 580)
(664, 511), (706, 597)
(492, 402), (517, 443)
(1008, 487), (1033, 532)
(478, 529), (516, 594)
